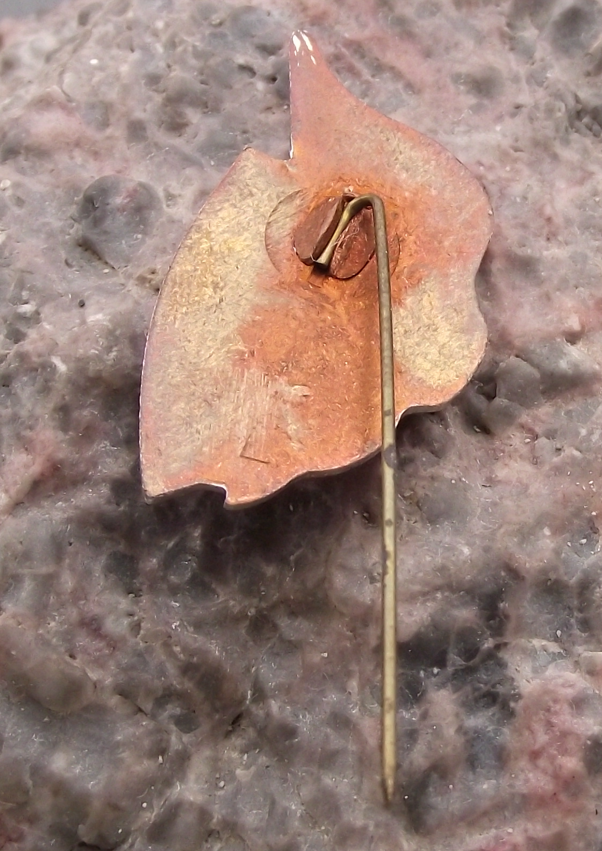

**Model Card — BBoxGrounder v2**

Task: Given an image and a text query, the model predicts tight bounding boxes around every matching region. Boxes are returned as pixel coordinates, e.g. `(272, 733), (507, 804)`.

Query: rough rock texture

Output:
(1, 1), (61, 18)
(1, 0), (602, 849)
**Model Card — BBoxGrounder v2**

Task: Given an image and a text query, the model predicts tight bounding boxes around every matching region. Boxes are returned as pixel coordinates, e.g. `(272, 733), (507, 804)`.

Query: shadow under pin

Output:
(139, 30), (492, 803)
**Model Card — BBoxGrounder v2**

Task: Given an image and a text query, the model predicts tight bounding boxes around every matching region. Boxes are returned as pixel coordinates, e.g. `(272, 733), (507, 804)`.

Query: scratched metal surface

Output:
(140, 35), (490, 505)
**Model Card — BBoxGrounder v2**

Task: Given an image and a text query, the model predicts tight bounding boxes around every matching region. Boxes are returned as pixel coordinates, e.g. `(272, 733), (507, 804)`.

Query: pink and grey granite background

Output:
(2, 0), (602, 848)
(2, 1), (60, 16)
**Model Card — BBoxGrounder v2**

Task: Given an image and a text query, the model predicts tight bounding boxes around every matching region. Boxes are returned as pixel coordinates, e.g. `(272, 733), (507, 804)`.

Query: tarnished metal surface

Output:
(293, 196), (347, 265)
(140, 31), (492, 506)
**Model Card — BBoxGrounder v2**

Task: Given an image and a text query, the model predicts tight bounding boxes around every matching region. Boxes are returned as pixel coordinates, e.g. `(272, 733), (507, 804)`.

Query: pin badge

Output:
(140, 31), (492, 802)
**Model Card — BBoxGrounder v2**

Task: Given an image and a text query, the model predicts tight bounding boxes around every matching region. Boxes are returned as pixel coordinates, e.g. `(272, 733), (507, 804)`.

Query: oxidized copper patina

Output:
(140, 32), (492, 506)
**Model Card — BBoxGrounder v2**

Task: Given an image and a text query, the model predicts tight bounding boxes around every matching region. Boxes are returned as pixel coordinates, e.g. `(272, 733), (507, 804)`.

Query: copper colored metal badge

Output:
(140, 32), (491, 506)
(139, 31), (492, 803)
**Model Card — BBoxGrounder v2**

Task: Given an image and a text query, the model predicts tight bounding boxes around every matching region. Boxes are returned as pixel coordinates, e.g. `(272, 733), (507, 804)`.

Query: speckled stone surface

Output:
(1, 0), (62, 18)
(2, 1), (602, 849)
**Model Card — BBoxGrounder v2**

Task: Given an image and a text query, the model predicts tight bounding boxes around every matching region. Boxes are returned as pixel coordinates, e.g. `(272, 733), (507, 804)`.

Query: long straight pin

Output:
(315, 194), (397, 803)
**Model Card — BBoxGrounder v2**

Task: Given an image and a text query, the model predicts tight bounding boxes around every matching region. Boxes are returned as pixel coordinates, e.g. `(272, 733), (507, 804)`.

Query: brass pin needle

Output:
(315, 194), (397, 803)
